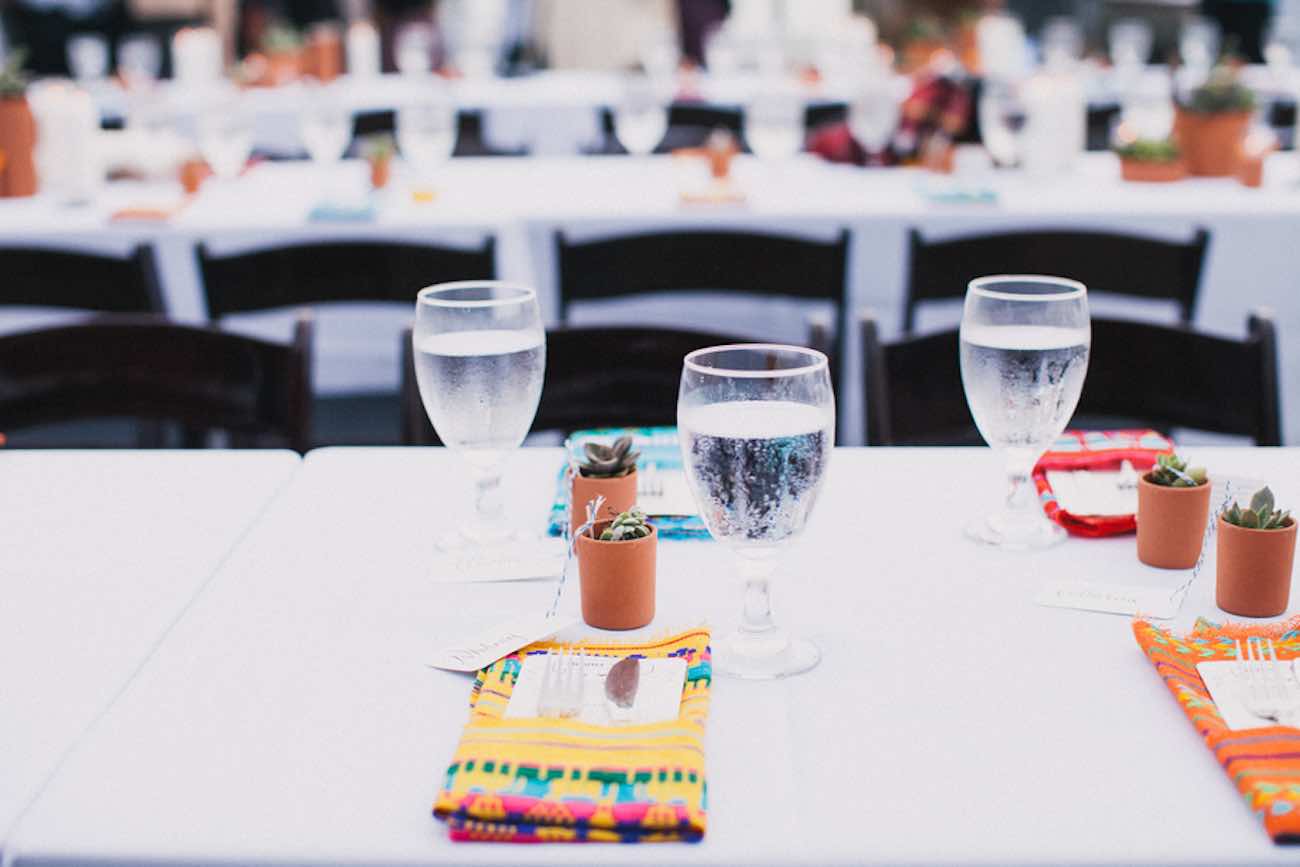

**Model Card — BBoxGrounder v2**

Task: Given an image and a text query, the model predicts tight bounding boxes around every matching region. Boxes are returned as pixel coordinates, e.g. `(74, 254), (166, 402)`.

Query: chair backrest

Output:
(0, 314), (314, 452)
(350, 109), (527, 157)
(197, 238), (496, 318)
(401, 324), (808, 446)
(903, 227), (1210, 333)
(0, 244), (163, 313)
(862, 310), (1282, 446)
(595, 104), (746, 154)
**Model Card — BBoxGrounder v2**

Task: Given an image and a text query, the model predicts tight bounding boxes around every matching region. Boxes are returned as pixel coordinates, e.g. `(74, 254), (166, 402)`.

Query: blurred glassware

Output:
(196, 94), (254, 182)
(346, 20), (382, 77)
(172, 27), (222, 86)
(614, 73), (668, 157)
(1180, 16), (1220, 77)
(395, 22), (436, 76)
(640, 26), (681, 83)
(1109, 17), (1153, 72)
(398, 91), (456, 185)
(1040, 16), (1082, 70)
(1120, 68), (1175, 141)
(848, 75), (901, 165)
(299, 82), (350, 170)
(746, 84), (803, 161)
(977, 13), (1029, 82)
(118, 34), (161, 91)
(704, 23), (740, 76)
(442, 0), (506, 78)
(978, 78), (1027, 168)
(1019, 70), (1086, 177)
(67, 34), (108, 82)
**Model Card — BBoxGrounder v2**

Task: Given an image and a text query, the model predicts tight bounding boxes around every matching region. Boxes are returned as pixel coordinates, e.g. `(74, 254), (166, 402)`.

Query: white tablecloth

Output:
(8, 445), (1300, 865)
(3, 153), (1300, 445)
(0, 450), (300, 859)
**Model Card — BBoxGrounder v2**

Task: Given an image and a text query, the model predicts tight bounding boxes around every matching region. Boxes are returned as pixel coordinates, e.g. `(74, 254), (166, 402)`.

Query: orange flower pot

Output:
(570, 470), (637, 535)
(1238, 153), (1265, 188)
(369, 155), (391, 189)
(0, 97), (38, 197)
(1173, 108), (1250, 177)
(1216, 516), (1297, 617)
(1120, 158), (1186, 183)
(179, 158), (211, 194)
(576, 522), (657, 630)
(302, 26), (343, 81)
(1137, 475), (1211, 569)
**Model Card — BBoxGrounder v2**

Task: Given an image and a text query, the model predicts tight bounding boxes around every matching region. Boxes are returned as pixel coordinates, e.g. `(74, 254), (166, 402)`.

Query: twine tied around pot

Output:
(547, 493), (605, 619)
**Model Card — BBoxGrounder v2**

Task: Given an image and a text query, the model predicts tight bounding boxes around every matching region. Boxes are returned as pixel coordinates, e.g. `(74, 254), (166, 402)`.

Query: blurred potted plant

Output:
(1174, 65), (1254, 176)
(576, 508), (657, 630)
(260, 23), (303, 85)
(1116, 137), (1185, 183)
(178, 155), (211, 195)
(1137, 453), (1210, 568)
(570, 436), (639, 534)
(361, 134), (394, 189)
(0, 50), (37, 197)
(1217, 487), (1296, 617)
(900, 16), (946, 74)
(302, 21), (343, 82)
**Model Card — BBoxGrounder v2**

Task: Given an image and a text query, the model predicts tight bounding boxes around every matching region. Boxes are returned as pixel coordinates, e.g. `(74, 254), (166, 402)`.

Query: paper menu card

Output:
(504, 653), (687, 726)
(1046, 469), (1136, 516)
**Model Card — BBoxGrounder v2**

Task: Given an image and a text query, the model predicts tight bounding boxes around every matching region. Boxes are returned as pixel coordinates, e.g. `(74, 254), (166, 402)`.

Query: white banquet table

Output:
(3, 153), (1300, 445)
(10, 445), (1300, 866)
(0, 450), (301, 859)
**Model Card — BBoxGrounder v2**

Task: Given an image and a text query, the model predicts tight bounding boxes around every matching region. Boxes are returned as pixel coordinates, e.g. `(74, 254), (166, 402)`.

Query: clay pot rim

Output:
(1217, 514), (1297, 535)
(1175, 107), (1254, 120)
(579, 522), (658, 545)
(574, 468), (637, 481)
(1140, 473), (1210, 489)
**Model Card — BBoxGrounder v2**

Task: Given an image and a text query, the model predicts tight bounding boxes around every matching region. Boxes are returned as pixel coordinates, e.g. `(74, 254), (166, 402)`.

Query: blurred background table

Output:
(0, 450), (300, 859)
(7, 445), (1300, 866)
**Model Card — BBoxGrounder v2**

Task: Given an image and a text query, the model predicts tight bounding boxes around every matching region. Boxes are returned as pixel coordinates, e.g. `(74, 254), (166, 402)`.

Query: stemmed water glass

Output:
(678, 344), (835, 680)
(614, 73), (668, 158)
(196, 94), (254, 184)
(978, 80), (1027, 169)
(848, 76), (901, 165)
(299, 83), (351, 187)
(398, 93), (457, 191)
(746, 85), (803, 162)
(412, 282), (545, 548)
(959, 276), (1091, 550)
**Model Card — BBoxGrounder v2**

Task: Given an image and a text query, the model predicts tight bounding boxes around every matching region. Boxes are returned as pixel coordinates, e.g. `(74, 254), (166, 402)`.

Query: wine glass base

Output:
(964, 513), (1067, 551)
(713, 632), (820, 680)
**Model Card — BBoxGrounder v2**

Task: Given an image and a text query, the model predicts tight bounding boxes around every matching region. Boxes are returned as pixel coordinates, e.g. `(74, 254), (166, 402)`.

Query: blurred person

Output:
(532, 0), (676, 69)
(678, 0), (726, 66)
(371, 0), (435, 71)
(124, 0), (236, 72)
(2, 0), (126, 74)
(1202, 0), (1274, 62)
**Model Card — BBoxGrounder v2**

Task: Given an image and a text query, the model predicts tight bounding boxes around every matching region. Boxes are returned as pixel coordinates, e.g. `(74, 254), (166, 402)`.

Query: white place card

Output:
(1035, 579), (1178, 619)
(1046, 469), (1136, 516)
(1196, 660), (1300, 731)
(428, 613), (578, 672)
(429, 540), (565, 584)
(504, 654), (687, 726)
(639, 469), (700, 518)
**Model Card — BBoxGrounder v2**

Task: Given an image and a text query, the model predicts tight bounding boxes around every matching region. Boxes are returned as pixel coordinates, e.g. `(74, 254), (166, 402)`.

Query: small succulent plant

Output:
(360, 133), (395, 161)
(1183, 65), (1255, 114)
(1225, 487), (1292, 530)
(1148, 453), (1207, 488)
(578, 436), (639, 479)
(1116, 137), (1180, 163)
(598, 508), (652, 541)
(261, 22), (303, 54)
(0, 49), (30, 99)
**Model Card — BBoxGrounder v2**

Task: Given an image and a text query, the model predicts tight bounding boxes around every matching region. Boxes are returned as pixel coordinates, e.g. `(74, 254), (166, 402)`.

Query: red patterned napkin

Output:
(1032, 429), (1174, 537)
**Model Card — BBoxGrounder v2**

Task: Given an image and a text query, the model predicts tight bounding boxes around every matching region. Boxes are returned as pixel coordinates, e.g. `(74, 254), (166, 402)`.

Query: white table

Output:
(4, 153), (1300, 445)
(0, 450), (301, 859)
(10, 446), (1300, 865)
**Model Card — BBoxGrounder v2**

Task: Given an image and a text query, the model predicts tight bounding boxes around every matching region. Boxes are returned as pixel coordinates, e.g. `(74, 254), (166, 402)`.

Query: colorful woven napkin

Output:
(1134, 617), (1300, 842)
(546, 427), (710, 540)
(1033, 429), (1175, 537)
(433, 628), (712, 843)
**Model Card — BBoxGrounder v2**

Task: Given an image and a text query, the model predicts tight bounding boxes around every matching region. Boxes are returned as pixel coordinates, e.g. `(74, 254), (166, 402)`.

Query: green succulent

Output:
(1224, 487), (1292, 530)
(578, 436), (639, 479)
(1148, 453), (1207, 488)
(1183, 65), (1255, 114)
(598, 508), (652, 541)
(0, 49), (30, 99)
(261, 22), (303, 54)
(360, 133), (395, 160)
(1116, 137), (1180, 163)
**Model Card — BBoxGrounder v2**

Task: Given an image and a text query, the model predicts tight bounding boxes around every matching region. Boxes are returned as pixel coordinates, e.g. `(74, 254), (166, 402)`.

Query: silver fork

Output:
(1237, 638), (1300, 727)
(537, 649), (585, 719)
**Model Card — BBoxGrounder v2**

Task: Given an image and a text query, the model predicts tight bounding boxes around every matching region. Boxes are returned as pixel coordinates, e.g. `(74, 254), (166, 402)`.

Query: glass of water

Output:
(413, 282), (545, 547)
(848, 76), (901, 165)
(300, 82), (351, 173)
(746, 84), (804, 162)
(398, 94), (457, 188)
(978, 80), (1027, 169)
(678, 344), (835, 680)
(959, 276), (1090, 550)
(196, 95), (254, 183)
(615, 73), (668, 157)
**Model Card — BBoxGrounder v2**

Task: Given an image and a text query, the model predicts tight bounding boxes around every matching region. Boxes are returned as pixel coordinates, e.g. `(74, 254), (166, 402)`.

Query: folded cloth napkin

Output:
(1032, 429), (1175, 537)
(433, 628), (712, 843)
(1134, 617), (1300, 843)
(547, 427), (710, 540)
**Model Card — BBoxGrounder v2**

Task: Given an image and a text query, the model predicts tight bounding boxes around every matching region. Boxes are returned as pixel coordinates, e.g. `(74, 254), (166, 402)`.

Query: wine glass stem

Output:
(1004, 448), (1037, 515)
(474, 469), (504, 526)
(738, 556), (778, 636)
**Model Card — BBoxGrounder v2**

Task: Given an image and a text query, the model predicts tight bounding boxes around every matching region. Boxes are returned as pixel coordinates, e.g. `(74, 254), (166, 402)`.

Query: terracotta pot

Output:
(1137, 475), (1211, 569)
(570, 470), (637, 534)
(576, 522), (657, 630)
(1238, 153), (1265, 188)
(302, 27), (343, 81)
(178, 158), (211, 195)
(265, 49), (302, 86)
(369, 155), (391, 189)
(1216, 516), (1297, 617)
(0, 97), (38, 198)
(1173, 108), (1250, 177)
(901, 39), (945, 74)
(1120, 158), (1186, 183)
